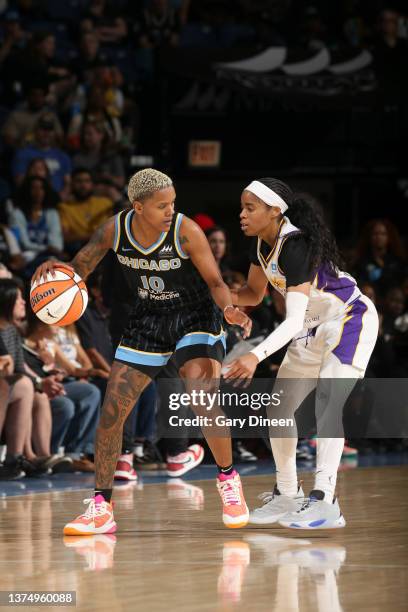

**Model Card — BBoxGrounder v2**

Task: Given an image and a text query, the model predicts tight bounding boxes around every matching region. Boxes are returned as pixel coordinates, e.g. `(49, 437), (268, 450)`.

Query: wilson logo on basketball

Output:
(30, 264), (88, 327)
(30, 287), (56, 307)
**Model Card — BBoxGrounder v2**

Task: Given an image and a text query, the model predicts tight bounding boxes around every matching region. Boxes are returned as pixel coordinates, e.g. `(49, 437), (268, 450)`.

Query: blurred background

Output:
(0, 0), (407, 481)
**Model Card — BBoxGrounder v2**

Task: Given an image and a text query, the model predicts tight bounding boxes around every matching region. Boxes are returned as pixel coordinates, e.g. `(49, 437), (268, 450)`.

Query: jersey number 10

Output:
(141, 275), (165, 293)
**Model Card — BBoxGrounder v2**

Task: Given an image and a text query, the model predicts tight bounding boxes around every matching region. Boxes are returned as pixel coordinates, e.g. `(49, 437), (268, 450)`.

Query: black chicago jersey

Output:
(112, 209), (225, 375)
(113, 210), (211, 311)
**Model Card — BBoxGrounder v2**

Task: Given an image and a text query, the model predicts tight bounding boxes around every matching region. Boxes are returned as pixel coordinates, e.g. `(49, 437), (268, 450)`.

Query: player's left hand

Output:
(222, 352), (259, 386)
(224, 306), (252, 338)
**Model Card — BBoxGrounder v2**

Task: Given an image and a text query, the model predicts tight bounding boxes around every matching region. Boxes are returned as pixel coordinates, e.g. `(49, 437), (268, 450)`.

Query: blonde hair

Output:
(127, 168), (173, 204)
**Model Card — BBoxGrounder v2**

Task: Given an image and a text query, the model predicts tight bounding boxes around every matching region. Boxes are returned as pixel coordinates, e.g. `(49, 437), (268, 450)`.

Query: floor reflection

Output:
(166, 478), (204, 511)
(63, 535), (117, 572)
(217, 541), (251, 603)
(242, 534), (346, 612)
(1, 466), (405, 611)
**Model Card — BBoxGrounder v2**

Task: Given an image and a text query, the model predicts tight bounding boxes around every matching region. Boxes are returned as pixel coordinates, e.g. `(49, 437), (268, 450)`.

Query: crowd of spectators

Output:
(1, 1), (407, 481)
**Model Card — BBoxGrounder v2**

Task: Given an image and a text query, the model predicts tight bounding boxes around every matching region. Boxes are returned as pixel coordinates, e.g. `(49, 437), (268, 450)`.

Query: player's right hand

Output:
(31, 260), (73, 285)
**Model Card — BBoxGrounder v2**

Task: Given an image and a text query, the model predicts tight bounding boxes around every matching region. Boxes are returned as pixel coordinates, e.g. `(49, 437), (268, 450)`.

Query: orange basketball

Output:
(30, 264), (88, 326)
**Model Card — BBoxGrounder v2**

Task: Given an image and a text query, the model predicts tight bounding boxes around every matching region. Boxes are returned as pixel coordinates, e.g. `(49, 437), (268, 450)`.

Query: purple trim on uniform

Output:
(316, 265), (356, 303)
(332, 299), (367, 365)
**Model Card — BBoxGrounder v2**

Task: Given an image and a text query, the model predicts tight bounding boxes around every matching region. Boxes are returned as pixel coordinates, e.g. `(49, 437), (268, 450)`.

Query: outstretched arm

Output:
(180, 217), (252, 338)
(230, 264), (268, 306)
(32, 217), (116, 284)
(224, 284), (310, 381)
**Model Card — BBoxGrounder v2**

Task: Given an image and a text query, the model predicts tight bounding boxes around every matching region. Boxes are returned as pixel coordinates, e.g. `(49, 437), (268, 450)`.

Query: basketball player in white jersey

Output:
(224, 178), (379, 529)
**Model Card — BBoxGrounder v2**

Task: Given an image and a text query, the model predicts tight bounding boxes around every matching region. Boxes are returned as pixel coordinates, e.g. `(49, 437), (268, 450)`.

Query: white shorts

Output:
(279, 294), (379, 378)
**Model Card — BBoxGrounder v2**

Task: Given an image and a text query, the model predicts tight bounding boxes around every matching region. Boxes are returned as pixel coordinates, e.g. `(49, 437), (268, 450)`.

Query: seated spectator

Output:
(355, 218), (406, 299)
(94, 65), (125, 120)
(51, 321), (109, 420)
(73, 120), (125, 199)
(25, 157), (54, 183)
(16, 30), (73, 94)
(67, 82), (123, 150)
(58, 168), (113, 253)
(23, 314), (101, 472)
(205, 225), (231, 273)
(69, 31), (106, 84)
(8, 176), (65, 274)
(75, 271), (113, 380)
(48, 324), (109, 382)
(139, 0), (181, 48)
(1, 83), (63, 149)
(12, 114), (72, 196)
(0, 278), (71, 478)
(81, 0), (128, 45)
(0, 206), (25, 273)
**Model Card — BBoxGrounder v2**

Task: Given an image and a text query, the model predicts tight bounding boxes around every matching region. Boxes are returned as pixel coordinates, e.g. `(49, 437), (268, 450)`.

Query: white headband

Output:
(245, 180), (288, 213)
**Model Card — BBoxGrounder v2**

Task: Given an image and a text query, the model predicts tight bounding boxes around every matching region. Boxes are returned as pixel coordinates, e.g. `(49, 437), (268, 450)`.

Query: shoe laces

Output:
(81, 497), (109, 520)
(258, 491), (274, 504)
(218, 477), (241, 506)
(299, 496), (318, 512)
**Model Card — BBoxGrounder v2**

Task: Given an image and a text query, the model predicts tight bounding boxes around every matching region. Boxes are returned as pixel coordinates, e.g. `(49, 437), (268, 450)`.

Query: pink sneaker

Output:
(114, 454), (138, 481)
(217, 471), (249, 529)
(63, 495), (117, 536)
(166, 444), (204, 477)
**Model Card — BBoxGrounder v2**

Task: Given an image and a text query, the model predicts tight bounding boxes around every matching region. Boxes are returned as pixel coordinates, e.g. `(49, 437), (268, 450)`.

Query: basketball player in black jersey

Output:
(33, 168), (252, 534)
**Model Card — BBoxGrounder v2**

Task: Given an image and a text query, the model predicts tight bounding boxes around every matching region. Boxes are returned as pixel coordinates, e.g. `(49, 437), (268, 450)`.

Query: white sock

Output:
(270, 437), (298, 497)
(314, 438), (344, 504)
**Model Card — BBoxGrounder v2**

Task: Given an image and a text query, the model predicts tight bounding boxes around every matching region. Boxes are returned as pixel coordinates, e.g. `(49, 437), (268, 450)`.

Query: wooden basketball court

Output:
(0, 465), (407, 611)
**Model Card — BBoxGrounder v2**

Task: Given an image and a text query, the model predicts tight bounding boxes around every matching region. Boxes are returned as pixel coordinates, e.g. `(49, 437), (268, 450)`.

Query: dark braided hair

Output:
(257, 178), (344, 275)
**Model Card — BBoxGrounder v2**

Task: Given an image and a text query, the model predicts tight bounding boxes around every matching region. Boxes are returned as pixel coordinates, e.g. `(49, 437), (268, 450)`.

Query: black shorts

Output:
(114, 299), (225, 377)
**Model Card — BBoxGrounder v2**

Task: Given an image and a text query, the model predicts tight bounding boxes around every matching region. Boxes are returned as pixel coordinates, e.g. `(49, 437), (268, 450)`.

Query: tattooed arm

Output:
(179, 216), (252, 338)
(32, 217), (115, 284)
(70, 218), (115, 280)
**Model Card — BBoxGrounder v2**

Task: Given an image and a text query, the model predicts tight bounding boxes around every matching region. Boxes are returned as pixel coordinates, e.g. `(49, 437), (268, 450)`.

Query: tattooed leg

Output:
(95, 361), (151, 489)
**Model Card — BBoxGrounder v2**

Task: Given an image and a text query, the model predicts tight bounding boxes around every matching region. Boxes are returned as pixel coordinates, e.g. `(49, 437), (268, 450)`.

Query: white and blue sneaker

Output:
(249, 485), (304, 525)
(279, 489), (346, 530)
